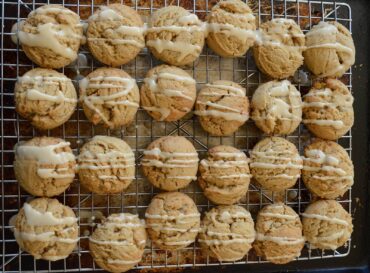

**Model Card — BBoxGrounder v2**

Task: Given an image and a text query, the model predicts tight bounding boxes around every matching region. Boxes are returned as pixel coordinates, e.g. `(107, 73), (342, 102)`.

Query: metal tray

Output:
(1, 0), (369, 272)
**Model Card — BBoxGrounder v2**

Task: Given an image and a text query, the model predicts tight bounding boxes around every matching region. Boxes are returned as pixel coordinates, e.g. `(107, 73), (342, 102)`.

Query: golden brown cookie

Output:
(78, 136), (135, 195)
(18, 5), (83, 68)
(140, 64), (196, 121)
(194, 80), (249, 136)
(87, 4), (145, 66)
(79, 67), (140, 129)
(15, 68), (77, 130)
(141, 136), (199, 191)
(14, 198), (78, 261)
(145, 192), (200, 250)
(304, 21), (355, 78)
(206, 0), (256, 57)
(14, 137), (76, 197)
(146, 6), (205, 66)
(303, 78), (354, 140)
(302, 140), (353, 199)
(253, 18), (305, 79)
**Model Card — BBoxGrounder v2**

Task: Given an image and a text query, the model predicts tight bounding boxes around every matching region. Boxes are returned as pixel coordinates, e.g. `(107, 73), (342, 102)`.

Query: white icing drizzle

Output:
(211, 152), (246, 158)
(303, 88), (333, 98)
(259, 212), (299, 220)
(166, 175), (197, 180)
(37, 168), (75, 179)
(26, 89), (77, 103)
(142, 148), (198, 168)
(145, 212), (200, 220)
(196, 101), (242, 113)
(204, 84), (245, 96)
(301, 213), (349, 226)
(89, 238), (136, 246)
(250, 161), (303, 169)
(98, 175), (135, 180)
(87, 37), (144, 47)
(146, 224), (199, 233)
(303, 119), (345, 129)
(311, 175), (353, 182)
(256, 233), (304, 245)
(303, 149), (340, 165)
(198, 237), (254, 245)
(147, 25), (203, 34)
(18, 22), (79, 59)
(194, 110), (249, 122)
(14, 228), (79, 244)
(78, 164), (135, 170)
(164, 240), (194, 246)
(302, 165), (347, 176)
(203, 173), (251, 179)
(200, 159), (248, 169)
(208, 211), (251, 221)
(88, 6), (124, 21)
(142, 106), (171, 121)
(146, 39), (202, 62)
(19, 75), (70, 84)
(23, 203), (77, 226)
(307, 43), (353, 54)
(107, 258), (141, 265)
(206, 23), (256, 42)
(309, 230), (346, 244)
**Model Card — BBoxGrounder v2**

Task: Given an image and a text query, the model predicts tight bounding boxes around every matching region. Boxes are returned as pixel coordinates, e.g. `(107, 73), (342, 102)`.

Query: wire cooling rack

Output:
(0, 0), (353, 272)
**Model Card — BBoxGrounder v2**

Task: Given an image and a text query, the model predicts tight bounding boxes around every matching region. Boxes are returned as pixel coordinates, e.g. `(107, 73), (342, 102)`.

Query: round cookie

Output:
(18, 5), (83, 68)
(79, 67), (140, 129)
(145, 192), (200, 250)
(146, 6), (205, 66)
(303, 78), (354, 140)
(15, 68), (77, 130)
(253, 18), (305, 79)
(140, 64), (196, 122)
(89, 213), (146, 272)
(78, 136), (135, 194)
(249, 137), (302, 191)
(198, 205), (255, 262)
(206, 0), (256, 57)
(14, 198), (79, 261)
(14, 137), (76, 197)
(87, 4), (145, 67)
(302, 200), (352, 250)
(141, 136), (199, 191)
(302, 140), (353, 199)
(198, 145), (251, 205)
(194, 81), (249, 136)
(304, 21), (355, 78)
(251, 80), (302, 135)
(253, 203), (304, 264)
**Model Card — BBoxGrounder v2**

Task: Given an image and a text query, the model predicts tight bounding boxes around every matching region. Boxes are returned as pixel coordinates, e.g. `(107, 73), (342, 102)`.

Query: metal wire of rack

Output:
(0, 0), (353, 272)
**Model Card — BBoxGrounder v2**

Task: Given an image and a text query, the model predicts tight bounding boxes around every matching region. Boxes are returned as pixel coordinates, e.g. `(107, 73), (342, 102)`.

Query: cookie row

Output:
(13, 2), (355, 79)
(15, 66), (354, 140)
(14, 135), (353, 201)
(12, 195), (352, 270)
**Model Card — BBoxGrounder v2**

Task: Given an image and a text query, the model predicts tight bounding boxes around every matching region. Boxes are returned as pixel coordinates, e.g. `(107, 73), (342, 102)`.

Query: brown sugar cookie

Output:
(15, 68), (77, 130)
(194, 80), (249, 136)
(303, 78), (354, 140)
(253, 18), (305, 79)
(140, 64), (196, 122)
(141, 136), (199, 191)
(249, 137), (302, 191)
(198, 205), (255, 262)
(78, 136), (135, 195)
(18, 5), (83, 68)
(302, 200), (352, 250)
(89, 213), (146, 272)
(304, 21), (355, 78)
(302, 140), (353, 199)
(145, 192), (200, 250)
(14, 137), (76, 197)
(13, 198), (79, 261)
(253, 203), (304, 264)
(198, 145), (251, 205)
(251, 80), (302, 135)
(146, 6), (205, 66)
(87, 4), (145, 66)
(206, 0), (256, 57)
(79, 67), (140, 129)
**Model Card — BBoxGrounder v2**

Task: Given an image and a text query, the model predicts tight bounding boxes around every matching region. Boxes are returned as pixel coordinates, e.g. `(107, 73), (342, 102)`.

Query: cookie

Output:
(302, 200), (352, 250)
(251, 80), (302, 135)
(253, 18), (305, 79)
(303, 78), (354, 140)
(253, 203), (304, 264)
(13, 198), (78, 261)
(15, 68), (77, 130)
(206, 0), (256, 57)
(89, 213), (146, 272)
(146, 6), (205, 66)
(145, 192), (200, 250)
(141, 136), (199, 191)
(250, 137), (302, 191)
(14, 137), (76, 197)
(140, 64), (196, 121)
(198, 205), (255, 262)
(194, 80), (249, 136)
(302, 140), (353, 199)
(79, 67), (140, 129)
(78, 136), (135, 194)
(87, 4), (145, 66)
(18, 5), (83, 68)
(198, 145), (251, 204)
(304, 21), (355, 78)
